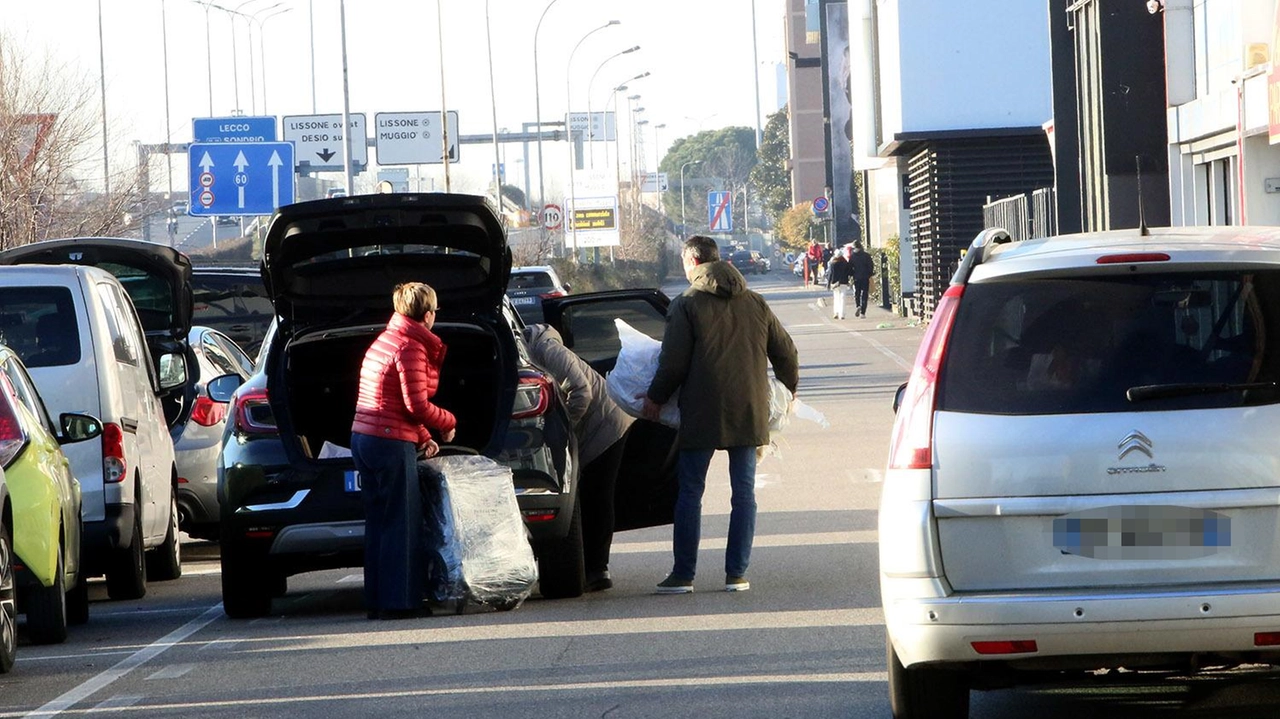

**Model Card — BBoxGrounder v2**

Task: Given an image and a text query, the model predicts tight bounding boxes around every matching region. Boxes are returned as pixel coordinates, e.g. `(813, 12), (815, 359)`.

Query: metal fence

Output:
(982, 187), (1057, 241)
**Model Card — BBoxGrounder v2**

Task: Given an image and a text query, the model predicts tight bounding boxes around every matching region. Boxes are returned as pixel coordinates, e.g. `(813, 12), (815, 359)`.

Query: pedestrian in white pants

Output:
(826, 250), (853, 320)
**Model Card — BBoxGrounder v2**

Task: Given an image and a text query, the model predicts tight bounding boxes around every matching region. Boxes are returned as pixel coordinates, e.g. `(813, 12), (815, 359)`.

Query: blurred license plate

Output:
(511, 296), (537, 305)
(344, 470), (362, 492)
(1052, 505), (1230, 560)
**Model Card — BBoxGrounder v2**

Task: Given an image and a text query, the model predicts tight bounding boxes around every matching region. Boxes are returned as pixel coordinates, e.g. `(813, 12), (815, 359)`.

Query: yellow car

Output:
(0, 343), (100, 656)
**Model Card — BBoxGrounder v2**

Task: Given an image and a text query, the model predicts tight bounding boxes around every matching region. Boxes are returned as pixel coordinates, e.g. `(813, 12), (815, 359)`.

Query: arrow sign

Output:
(233, 150), (249, 209)
(187, 141), (295, 217)
(269, 150), (284, 209)
(317, 148), (336, 163)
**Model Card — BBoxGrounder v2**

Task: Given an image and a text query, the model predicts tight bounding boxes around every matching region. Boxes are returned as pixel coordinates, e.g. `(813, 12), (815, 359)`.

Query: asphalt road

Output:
(4, 271), (1279, 718)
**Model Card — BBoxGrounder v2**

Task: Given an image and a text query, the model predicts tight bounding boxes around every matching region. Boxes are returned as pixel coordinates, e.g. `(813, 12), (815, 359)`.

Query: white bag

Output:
(605, 319), (681, 428)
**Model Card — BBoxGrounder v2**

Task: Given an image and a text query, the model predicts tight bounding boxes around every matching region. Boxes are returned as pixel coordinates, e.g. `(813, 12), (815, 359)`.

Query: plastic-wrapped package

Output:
(760, 378), (830, 459)
(420, 454), (538, 610)
(605, 318), (681, 427)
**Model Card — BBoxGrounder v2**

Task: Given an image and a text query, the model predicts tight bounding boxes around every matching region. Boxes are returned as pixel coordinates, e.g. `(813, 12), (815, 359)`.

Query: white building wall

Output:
(890, 0), (1052, 133)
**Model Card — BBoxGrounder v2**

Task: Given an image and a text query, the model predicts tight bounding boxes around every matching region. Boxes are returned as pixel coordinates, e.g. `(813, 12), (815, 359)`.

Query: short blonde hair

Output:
(392, 282), (437, 321)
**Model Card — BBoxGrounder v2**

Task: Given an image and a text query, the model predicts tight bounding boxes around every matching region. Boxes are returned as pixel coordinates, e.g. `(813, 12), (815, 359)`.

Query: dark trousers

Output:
(580, 435), (628, 575)
(853, 278), (871, 315)
(351, 432), (424, 612)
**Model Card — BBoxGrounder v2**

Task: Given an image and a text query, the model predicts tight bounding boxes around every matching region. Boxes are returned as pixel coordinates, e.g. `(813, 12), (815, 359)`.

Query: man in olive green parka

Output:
(642, 235), (799, 594)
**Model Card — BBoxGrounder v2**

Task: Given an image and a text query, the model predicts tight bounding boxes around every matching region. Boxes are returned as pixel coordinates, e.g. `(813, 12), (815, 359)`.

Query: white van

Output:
(0, 239), (196, 600)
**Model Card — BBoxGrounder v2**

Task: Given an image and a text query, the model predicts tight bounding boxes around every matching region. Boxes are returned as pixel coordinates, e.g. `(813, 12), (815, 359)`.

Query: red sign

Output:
(15, 114), (56, 168)
(542, 204), (563, 231)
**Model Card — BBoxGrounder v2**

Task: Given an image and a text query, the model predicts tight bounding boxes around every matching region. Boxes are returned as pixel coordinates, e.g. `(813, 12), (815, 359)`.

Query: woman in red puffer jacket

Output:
(350, 282), (457, 620)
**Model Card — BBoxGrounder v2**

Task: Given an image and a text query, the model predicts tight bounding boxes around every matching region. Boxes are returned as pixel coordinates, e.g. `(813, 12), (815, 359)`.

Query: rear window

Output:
(0, 287), (81, 368)
(101, 261), (173, 330)
(509, 272), (554, 291)
(937, 272), (1280, 414)
(731, 252), (753, 263)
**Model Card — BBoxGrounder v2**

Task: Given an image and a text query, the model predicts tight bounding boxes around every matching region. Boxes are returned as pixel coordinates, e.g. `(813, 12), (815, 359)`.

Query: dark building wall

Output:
(1056, 0), (1170, 232)
(908, 134), (1055, 317)
(1048, 0), (1082, 234)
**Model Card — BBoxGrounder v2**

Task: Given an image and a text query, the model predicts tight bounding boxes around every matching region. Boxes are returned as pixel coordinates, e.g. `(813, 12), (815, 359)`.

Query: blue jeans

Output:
(351, 432), (424, 612)
(672, 446), (758, 580)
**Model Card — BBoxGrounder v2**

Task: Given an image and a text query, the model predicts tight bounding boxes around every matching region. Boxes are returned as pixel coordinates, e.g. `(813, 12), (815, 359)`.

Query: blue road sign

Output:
(708, 190), (732, 232)
(188, 141), (295, 217)
(811, 195), (831, 214)
(192, 116), (277, 143)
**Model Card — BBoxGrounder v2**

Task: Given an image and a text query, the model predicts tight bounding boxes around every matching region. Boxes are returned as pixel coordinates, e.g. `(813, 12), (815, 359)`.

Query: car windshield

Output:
(937, 271), (1280, 414)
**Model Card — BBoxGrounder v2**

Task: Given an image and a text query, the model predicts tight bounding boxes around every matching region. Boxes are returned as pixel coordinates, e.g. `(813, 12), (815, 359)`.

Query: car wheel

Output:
(106, 511), (146, 601)
(66, 571), (88, 626)
(887, 636), (969, 719)
(147, 490), (182, 581)
(535, 495), (585, 599)
(25, 548), (68, 645)
(220, 540), (273, 619)
(0, 524), (16, 673)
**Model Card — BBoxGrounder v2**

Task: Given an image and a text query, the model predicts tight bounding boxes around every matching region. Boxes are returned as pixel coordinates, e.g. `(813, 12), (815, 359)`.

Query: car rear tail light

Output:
(1096, 252), (1171, 264)
(102, 422), (127, 483)
(0, 380), (28, 468)
(231, 386), (277, 434)
(512, 372), (553, 419)
(888, 284), (964, 469)
(971, 640), (1038, 655)
(521, 509), (558, 522)
(539, 290), (566, 300)
(190, 395), (228, 427)
(1255, 632), (1280, 647)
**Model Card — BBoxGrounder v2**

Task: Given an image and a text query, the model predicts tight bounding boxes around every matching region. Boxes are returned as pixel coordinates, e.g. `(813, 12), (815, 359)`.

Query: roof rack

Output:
(951, 227), (1015, 285)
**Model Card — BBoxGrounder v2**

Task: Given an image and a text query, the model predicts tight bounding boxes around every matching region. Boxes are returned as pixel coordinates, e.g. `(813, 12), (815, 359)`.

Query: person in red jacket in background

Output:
(350, 282), (457, 620)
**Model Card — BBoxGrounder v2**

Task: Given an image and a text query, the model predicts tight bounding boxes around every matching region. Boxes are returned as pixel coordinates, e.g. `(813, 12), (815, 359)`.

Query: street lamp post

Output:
(586, 46), (641, 168)
(564, 23), (623, 261)
(253, 6), (292, 114)
(653, 123), (666, 172)
(680, 160), (702, 239)
(532, 0), (563, 211)
(485, 0), (502, 202)
(604, 72), (649, 169)
(565, 21), (620, 173)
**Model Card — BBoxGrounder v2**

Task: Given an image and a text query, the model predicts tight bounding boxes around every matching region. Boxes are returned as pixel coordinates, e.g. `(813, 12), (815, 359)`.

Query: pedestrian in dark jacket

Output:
(351, 282), (457, 620)
(849, 242), (876, 318)
(523, 324), (633, 592)
(826, 251), (852, 319)
(641, 235), (800, 594)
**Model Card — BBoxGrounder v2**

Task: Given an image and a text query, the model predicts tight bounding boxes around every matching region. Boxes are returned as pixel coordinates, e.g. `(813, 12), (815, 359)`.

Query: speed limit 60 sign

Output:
(542, 203), (563, 231)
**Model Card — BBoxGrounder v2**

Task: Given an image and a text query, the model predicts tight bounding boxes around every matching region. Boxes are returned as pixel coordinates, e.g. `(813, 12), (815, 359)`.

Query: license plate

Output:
(1052, 505), (1230, 560)
(344, 470), (362, 492)
(511, 296), (537, 306)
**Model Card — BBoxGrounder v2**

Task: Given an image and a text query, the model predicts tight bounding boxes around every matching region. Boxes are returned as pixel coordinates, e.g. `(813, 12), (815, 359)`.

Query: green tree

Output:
(748, 106), (791, 230)
(658, 126), (757, 236)
(777, 202), (815, 255)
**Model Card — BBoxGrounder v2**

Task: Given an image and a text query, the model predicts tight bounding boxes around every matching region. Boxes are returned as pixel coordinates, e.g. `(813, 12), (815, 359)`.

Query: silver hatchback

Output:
(882, 226), (1280, 718)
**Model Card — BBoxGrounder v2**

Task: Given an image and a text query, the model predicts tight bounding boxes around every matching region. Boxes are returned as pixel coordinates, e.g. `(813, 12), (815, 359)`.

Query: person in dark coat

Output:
(849, 242), (876, 318)
(826, 249), (852, 319)
(641, 235), (800, 594)
(350, 282), (457, 620)
(523, 324), (633, 592)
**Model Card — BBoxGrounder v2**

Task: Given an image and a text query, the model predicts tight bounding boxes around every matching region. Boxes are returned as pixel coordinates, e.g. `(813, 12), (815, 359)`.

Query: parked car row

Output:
(0, 237), (271, 668)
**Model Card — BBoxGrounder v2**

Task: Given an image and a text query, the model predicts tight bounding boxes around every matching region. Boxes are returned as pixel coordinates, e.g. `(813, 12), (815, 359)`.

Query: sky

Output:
(4, 0), (788, 202)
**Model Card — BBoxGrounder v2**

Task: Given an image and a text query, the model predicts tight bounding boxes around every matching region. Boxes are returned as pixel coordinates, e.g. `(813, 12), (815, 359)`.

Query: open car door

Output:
(542, 289), (676, 532)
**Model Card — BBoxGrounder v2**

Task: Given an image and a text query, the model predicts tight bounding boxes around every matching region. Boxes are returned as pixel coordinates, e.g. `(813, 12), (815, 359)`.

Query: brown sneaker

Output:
(655, 573), (694, 594)
(725, 575), (750, 592)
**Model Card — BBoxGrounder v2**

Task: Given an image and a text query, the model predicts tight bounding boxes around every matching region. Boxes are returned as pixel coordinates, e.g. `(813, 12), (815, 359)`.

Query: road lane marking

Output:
(612, 531), (876, 554)
(145, 664), (193, 680)
(220, 607), (883, 653)
(23, 604), (223, 718)
(812, 306), (914, 371)
(0, 671), (889, 716)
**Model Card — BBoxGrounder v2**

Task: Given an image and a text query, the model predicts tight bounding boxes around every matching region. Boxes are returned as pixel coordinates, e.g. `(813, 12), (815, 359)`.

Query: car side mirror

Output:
(59, 413), (103, 444)
(158, 352), (188, 391)
(893, 381), (909, 414)
(563, 282), (571, 292)
(206, 373), (244, 403)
